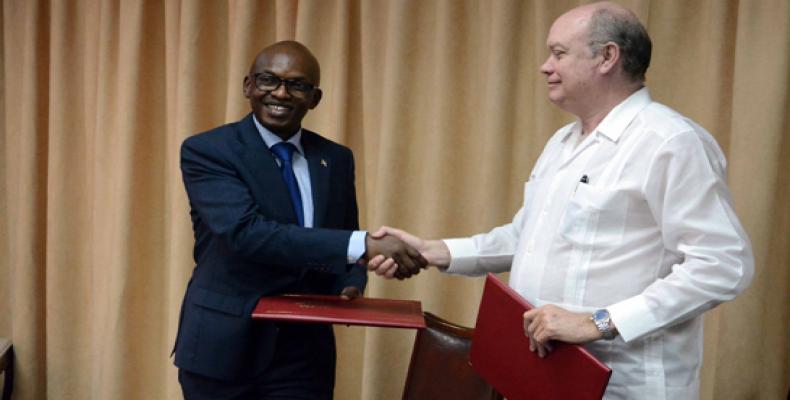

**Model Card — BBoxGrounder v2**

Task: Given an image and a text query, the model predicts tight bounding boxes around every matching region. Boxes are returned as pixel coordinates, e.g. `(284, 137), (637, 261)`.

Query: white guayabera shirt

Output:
(444, 88), (754, 400)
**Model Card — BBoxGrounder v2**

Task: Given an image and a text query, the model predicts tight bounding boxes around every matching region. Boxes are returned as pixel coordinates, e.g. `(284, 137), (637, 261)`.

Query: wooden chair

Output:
(0, 337), (12, 400)
(402, 312), (502, 400)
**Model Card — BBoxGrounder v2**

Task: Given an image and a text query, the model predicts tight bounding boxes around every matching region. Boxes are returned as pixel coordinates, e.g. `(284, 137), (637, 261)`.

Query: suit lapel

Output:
(302, 131), (331, 228)
(235, 114), (300, 225)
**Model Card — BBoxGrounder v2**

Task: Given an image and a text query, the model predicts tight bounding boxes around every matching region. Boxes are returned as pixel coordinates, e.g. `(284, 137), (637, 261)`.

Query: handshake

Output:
(362, 227), (451, 279)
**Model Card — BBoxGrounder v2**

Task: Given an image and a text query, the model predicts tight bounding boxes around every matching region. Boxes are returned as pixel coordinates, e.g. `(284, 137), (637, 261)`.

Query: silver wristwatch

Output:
(591, 309), (617, 340)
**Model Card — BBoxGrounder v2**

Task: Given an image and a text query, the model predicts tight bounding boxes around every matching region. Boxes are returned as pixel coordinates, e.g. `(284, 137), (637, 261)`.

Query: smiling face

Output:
(243, 42), (323, 140)
(539, 9), (602, 115)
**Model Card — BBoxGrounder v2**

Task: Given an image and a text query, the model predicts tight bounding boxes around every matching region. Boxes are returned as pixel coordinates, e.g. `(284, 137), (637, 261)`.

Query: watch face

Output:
(593, 309), (615, 340)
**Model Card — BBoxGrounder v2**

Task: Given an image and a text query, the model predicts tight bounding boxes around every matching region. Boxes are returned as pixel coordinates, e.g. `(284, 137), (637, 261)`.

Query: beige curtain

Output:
(1, 0), (788, 399)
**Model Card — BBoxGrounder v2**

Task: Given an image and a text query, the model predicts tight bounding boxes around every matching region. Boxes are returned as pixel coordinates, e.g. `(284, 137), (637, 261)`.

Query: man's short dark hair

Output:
(588, 8), (652, 83)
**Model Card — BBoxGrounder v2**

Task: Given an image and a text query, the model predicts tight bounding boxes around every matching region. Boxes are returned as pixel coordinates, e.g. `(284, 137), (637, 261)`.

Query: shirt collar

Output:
(252, 114), (304, 155)
(560, 87), (652, 143)
(560, 123), (583, 143)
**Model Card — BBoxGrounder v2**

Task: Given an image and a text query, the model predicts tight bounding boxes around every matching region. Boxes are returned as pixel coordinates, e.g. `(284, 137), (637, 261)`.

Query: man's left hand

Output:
(340, 286), (361, 300)
(523, 304), (602, 358)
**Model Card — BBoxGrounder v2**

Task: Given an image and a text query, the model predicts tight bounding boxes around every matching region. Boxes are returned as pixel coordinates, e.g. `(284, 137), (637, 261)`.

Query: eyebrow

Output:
(548, 43), (569, 51)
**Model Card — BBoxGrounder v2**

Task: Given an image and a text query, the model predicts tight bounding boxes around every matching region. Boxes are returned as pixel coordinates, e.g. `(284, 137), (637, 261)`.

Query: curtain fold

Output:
(2, 1), (788, 399)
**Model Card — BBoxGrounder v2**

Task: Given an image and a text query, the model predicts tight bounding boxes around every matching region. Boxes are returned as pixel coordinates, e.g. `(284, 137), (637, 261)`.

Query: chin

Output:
(266, 121), (299, 137)
(261, 116), (292, 129)
(547, 94), (563, 105)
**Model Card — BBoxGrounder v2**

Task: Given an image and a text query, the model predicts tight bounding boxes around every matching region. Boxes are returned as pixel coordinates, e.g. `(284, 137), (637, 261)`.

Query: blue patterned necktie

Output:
(270, 142), (304, 226)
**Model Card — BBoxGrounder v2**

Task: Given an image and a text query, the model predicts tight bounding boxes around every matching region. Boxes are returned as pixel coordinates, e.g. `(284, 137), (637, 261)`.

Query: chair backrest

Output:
(402, 312), (503, 400)
(0, 337), (12, 400)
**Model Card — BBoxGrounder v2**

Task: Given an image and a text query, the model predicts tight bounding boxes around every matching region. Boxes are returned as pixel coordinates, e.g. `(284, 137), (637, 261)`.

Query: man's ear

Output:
(309, 88), (323, 109)
(599, 42), (620, 75)
(243, 75), (252, 99)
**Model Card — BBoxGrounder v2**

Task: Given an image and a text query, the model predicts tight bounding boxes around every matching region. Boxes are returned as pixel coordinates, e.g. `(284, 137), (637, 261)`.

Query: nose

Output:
(270, 82), (290, 98)
(540, 56), (553, 76)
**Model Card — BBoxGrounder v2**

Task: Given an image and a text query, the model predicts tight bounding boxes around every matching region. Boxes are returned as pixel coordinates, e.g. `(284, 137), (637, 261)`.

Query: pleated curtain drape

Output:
(1, 0), (788, 399)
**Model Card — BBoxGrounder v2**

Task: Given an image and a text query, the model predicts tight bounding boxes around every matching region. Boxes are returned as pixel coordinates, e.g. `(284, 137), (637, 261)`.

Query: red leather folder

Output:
(470, 273), (612, 400)
(252, 294), (426, 329)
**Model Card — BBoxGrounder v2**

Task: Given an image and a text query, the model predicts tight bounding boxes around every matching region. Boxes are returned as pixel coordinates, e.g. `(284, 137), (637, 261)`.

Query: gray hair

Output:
(588, 8), (652, 83)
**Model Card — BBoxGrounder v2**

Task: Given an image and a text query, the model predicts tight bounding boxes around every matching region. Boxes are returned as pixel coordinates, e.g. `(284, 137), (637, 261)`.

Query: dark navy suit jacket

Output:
(174, 113), (367, 381)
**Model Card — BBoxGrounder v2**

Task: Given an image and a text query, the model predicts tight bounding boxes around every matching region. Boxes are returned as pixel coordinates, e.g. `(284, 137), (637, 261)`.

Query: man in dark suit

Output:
(174, 40), (425, 399)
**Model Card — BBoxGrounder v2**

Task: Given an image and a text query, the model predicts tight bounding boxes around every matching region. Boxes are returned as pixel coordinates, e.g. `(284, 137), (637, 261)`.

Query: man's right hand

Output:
(364, 234), (428, 279)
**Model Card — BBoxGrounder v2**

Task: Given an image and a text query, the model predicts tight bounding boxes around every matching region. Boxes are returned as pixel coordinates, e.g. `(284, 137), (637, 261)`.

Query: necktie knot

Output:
(271, 142), (297, 164)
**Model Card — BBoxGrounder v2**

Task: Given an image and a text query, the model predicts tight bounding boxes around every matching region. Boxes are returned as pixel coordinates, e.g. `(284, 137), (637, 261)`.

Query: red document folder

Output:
(252, 294), (426, 329)
(470, 273), (612, 400)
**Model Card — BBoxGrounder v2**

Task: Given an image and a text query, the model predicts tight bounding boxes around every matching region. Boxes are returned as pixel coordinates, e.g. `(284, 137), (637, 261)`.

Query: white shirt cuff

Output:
(607, 295), (659, 343)
(444, 238), (480, 275)
(347, 230), (367, 264)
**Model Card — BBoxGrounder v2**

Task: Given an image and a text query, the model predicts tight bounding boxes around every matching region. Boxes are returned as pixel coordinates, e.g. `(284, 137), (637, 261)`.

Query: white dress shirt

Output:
(253, 116), (366, 263)
(444, 88), (754, 399)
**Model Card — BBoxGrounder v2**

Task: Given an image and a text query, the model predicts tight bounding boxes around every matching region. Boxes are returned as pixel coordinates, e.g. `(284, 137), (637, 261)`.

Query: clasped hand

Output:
(364, 226), (452, 279)
(364, 234), (427, 279)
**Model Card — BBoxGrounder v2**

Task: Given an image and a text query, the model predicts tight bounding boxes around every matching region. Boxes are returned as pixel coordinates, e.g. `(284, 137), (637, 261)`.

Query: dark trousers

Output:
(179, 324), (336, 400)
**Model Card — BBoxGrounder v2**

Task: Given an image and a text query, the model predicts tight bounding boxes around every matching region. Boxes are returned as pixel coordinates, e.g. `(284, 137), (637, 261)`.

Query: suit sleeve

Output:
(333, 148), (368, 293)
(181, 135), (353, 275)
